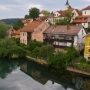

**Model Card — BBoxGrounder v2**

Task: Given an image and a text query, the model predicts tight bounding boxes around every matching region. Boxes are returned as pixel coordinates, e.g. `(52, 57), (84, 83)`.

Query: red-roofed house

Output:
(43, 25), (86, 51)
(20, 20), (49, 45)
(15, 29), (20, 38)
(39, 10), (46, 17)
(72, 15), (90, 28)
(82, 5), (90, 16)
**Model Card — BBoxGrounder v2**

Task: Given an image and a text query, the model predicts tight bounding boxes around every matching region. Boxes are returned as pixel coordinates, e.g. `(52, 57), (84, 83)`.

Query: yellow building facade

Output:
(84, 34), (90, 60)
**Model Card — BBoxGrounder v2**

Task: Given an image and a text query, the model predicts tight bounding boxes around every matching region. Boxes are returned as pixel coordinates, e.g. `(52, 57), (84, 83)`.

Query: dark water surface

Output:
(0, 58), (90, 90)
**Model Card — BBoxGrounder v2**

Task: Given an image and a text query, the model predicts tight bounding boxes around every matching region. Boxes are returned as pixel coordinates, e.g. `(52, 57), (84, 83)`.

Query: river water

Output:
(0, 58), (90, 90)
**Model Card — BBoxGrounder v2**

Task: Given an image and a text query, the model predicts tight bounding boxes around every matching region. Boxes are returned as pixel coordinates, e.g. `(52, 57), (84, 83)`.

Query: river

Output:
(0, 58), (90, 90)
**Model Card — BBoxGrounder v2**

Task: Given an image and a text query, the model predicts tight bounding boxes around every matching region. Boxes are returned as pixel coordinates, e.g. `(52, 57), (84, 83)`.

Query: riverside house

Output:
(43, 25), (86, 51)
(84, 33), (90, 60)
(20, 20), (49, 45)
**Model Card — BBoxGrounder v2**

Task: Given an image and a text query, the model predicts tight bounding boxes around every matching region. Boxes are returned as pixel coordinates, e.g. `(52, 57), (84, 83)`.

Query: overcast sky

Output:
(0, 0), (90, 19)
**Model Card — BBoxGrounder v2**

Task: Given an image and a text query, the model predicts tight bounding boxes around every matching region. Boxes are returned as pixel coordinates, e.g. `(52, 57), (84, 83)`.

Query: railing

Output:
(44, 38), (74, 43)
(53, 45), (67, 48)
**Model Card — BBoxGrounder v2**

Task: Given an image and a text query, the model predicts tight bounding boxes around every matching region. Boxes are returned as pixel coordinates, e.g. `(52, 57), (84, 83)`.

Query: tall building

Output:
(65, 0), (71, 10)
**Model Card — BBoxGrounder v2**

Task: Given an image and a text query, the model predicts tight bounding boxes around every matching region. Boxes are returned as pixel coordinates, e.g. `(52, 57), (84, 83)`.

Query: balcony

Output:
(53, 45), (68, 48)
(44, 38), (74, 43)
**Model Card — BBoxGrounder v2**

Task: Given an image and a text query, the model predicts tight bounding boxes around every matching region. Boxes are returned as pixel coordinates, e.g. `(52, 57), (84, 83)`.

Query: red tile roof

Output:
(44, 25), (82, 35)
(82, 5), (90, 10)
(75, 9), (82, 16)
(72, 15), (90, 23)
(20, 21), (42, 32)
(40, 10), (45, 14)
(15, 29), (20, 35)
(49, 13), (54, 18)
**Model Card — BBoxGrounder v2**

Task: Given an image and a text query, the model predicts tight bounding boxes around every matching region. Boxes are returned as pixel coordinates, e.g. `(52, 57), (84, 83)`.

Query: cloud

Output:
(26, 4), (43, 10)
(0, 5), (10, 11)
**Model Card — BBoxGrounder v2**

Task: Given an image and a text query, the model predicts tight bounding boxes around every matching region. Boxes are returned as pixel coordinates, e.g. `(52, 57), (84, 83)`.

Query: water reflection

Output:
(20, 60), (81, 90)
(0, 58), (26, 79)
(0, 58), (90, 90)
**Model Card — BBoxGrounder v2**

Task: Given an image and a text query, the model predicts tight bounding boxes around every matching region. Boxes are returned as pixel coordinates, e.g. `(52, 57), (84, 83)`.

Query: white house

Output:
(82, 5), (90, 16)
(43, 25), (86, 51)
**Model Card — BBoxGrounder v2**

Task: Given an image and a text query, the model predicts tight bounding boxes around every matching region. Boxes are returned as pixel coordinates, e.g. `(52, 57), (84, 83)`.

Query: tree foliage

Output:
(13, 19), (24, 30)
(39, 44), (54, 60)
(0, 21), (8, 38)
(65, 46), (80, 64)
(48, 52), (67, 68)
(0, 39), (26, 58)
(24, 14), (30, 19)
(43, 11), (50, 19)
(55, 12), (74, 25)
(29, 7), (40, 20)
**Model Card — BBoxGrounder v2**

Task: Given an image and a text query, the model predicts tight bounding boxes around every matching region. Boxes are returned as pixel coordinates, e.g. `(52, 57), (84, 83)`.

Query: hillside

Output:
(0, 18), (21, 25)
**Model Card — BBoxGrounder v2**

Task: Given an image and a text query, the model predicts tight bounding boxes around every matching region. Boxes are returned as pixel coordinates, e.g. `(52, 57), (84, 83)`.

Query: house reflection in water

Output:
(20, 60), (90, 90)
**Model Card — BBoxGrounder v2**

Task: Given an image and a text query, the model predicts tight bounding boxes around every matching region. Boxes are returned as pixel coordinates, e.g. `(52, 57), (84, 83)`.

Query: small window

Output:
(23, 33), (24, 36)
(89, 41), (90, 45)
(88, 57), (90, 60)
(82, 30), (84, 35)
(85, 11), (86, 14)
(88, 49), (90, 52)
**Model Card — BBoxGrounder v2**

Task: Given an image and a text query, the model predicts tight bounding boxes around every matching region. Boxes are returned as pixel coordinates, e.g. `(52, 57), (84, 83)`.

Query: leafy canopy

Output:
(0, 21), (8, 38)
(29, 7), (40, 20)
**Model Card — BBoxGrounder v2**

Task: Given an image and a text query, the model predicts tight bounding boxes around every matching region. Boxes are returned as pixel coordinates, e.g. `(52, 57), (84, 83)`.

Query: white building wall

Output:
(82, 10), (90, 15)
(39, 14), (44, 17)
(78, 28), (86, 43)
(82, 23), (88, 28)
(74, 36), (78, 46)
(54, 12), (60, 17)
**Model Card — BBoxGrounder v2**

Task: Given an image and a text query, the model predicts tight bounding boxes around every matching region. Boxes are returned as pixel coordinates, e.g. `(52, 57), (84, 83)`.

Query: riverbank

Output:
(26, 56), (47, 65)
(26, 55), (90, 76)
(67, 66), (90, 76)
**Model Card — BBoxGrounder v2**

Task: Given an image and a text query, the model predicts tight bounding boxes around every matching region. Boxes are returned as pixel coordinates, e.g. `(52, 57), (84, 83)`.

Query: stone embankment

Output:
(26, 56), (47, 65)
(26, 56), (90, 76)
(67, 67), (90, 76)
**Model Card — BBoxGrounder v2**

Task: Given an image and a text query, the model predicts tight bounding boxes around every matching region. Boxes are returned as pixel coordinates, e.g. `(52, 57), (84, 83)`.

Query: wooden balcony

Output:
(44, 38), (74, 43)
(53, 45), (68, 48)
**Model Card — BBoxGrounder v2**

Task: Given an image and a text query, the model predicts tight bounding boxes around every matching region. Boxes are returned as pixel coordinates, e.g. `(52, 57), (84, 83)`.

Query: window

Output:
(23, 33), (24, 36)
(89, 41), (90, 45)
(82, 30), (84, 35)
(85, 11), (86, 14)
(88, 49), (90, 52)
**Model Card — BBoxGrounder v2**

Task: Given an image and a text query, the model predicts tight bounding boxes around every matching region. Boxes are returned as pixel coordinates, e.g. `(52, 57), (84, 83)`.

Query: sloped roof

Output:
(43, 25), (82, 35)
(75, 9), (82, 16)
(72, 15), (90, 23)
(82, 5), (90, 10)
(40, 10), (45, 14)
(20, 21), (42, 32)
(49, 13), (54, 18)
(60, 8), (74, 17)
(15, 29), (20, 35)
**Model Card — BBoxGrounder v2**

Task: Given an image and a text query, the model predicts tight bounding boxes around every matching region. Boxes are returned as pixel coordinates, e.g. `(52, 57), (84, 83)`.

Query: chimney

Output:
(67, 25), (70, 30)
(53, 24), (56, 28)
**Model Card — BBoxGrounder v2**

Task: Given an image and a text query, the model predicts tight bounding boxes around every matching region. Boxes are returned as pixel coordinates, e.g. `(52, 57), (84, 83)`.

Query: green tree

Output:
(27, 40), (43, 51)
(43, 11), (50, 19)
(0, 39), (26, 58)
(55, 12), (74, 25)
(64, 12), (74, 24)
(13, 19), (24, 30)
(39, 44), (54, 60)
(48, 52), (67, 68)
(0, 21), (8, 38)
(29, 7), (40, 20)
(65, 46), (80, 64)
(24, 14), (30, 19)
